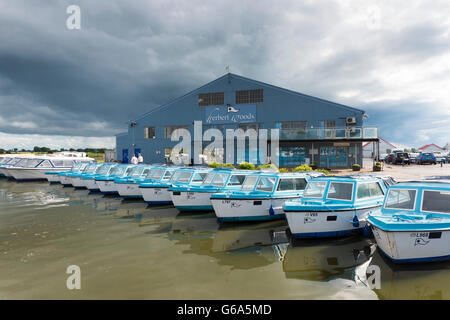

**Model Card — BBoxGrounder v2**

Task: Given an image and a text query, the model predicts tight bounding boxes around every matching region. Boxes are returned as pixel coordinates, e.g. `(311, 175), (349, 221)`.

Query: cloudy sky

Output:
(0, 0), (449, 150)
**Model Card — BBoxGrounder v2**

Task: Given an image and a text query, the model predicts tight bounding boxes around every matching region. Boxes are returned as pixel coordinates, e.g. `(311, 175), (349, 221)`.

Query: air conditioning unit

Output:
(346, 117), (356, 124)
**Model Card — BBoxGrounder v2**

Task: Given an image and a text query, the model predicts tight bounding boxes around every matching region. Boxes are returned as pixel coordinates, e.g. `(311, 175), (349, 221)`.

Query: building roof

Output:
(418, 143), (444, 150)
(133, 73), (365, 122)
(363, 137), (396, 149)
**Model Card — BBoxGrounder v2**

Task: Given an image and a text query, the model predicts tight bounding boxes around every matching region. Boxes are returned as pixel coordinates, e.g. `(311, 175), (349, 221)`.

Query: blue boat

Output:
(95, 165), (146, 195)
(211, 171), (323, 222)
(169, 168), (251, 211)
(80, 163), (119, 191)
(62, 163), (102, 187)
(284, 176), (388, 238)
(115, 166), (176, 199)
(45, 162), (91, 184)
(139, 167), (211, 205)
(368, 180), (450, 263)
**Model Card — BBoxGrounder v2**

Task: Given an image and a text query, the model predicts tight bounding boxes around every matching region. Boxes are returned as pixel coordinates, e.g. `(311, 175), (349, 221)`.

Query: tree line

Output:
(0, 147), (109, 154)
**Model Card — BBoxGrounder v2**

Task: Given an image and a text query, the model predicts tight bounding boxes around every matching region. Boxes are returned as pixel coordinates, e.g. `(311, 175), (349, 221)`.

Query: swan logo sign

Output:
(205, 105), (256, 124)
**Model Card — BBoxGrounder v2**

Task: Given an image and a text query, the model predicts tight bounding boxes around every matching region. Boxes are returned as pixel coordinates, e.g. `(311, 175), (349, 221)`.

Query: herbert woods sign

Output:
(204, 104), (256, 124)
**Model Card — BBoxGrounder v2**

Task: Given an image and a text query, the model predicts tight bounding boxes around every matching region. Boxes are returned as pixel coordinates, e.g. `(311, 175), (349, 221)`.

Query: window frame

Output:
(420, 189), (450, 214)
(198, 92), (225, 106)
(384, 188), (417, 211)
(326, 182), (354, 201)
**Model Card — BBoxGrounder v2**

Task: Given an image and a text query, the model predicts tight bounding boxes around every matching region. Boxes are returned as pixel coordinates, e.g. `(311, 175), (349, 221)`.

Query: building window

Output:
(236, 89), (263, 104)
(280, 121), (306, 131)
(237, 123), (259, 132)
(144, 127), (156, 139)
(198, 92), (224, 106)
(164, 125), (189, 139)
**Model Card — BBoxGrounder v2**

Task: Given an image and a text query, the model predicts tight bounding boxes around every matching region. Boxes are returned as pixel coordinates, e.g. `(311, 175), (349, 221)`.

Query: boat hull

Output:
(84, 179), (100, 192)
(45, 173), (61, 183)
(8, 168), (66, 181)
(372, 226), (450, 263)
(140, 186), (172, 204)
(171, 191), (213, 211)
(285, 208), (373, 238)
(211, 198), (289, 222)
(117, 183), (142, 198)
(59, 175), (73, 186)
(97, 180), (119, 194)
(70, 176), (87, 188)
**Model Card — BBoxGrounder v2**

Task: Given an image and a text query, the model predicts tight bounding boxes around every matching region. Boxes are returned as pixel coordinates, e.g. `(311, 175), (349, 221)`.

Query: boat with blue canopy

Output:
(45, 162), (91, 184)
(139, 167), (211, 205)
(169, 168), (250, 211)
(95, 164), (143, 195)
(211, 171), (323, 222)
(80, 163), (118, 191)
(116, 166), (176, 199)
(367, 180), (450, 263)
(61, 163), (101, 187)
(284, 176), (388, 238)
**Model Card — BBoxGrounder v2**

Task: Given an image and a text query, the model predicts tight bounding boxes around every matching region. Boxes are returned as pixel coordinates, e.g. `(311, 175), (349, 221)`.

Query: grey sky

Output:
(0, 0), (449, 149)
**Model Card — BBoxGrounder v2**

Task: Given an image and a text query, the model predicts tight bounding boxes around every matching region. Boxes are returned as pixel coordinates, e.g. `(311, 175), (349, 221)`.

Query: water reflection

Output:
(167, 218), (290, 270)
(282, 237), (376, 281)
(370, 250), (450, 300)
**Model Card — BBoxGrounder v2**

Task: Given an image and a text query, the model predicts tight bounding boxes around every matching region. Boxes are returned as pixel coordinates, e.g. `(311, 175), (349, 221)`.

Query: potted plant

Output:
(373, 162), (382, 172)
(352, 164), (361, 171)
(311, 161), (317, 170)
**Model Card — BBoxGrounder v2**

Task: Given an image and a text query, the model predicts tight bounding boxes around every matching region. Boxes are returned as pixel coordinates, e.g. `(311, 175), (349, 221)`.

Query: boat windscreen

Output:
(227, 175), (246, 186)
(327, 182), (354, 201)
(177, 171), (193, 183)
(170, 171), (183, 181)
(148, 169), (164, 180)
(256, 177), (277, 192)
(85, 165), (97, 173)
(303, 181), (327, 198)
(384, 189), (416, 210)
(202, 172), (215, 185)
(95, 165), (111, 175)
(211, 173), (229, 187)
(128, 167), (143, 177)
(241, 176), (259, 191)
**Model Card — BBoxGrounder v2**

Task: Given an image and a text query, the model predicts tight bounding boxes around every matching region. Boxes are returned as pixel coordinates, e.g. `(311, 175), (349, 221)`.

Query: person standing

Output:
(130, 154), (138, 164)
(138, 153), (144, 163)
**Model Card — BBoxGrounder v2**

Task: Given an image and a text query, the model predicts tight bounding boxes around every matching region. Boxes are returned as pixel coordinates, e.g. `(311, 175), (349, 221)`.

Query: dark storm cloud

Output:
(0, 0), (449, 147)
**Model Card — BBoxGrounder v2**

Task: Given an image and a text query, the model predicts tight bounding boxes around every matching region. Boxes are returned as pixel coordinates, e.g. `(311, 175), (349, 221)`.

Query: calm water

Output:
(1, 179), (449, 300)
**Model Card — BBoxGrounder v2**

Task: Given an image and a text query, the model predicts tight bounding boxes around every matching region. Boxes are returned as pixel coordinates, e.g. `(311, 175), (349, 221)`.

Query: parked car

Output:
(434, 152), (448, 164)
(384, 154), (394, 164)
(417, 152), (437, 165)
(409, 152), (420, 163)
(392, 152), (411, 165)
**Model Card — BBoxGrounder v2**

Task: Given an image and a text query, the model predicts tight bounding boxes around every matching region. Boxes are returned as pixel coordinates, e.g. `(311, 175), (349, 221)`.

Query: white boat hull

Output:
(285, 208), (373, 238)
(45, 173), (61, 183)
(97, 180), (118, 194)
(140, 187), (172, 204)
(8, 168), (67, 181)
(84, 179), (100, 191)
(171, 191), (213, 211)
(117, 183), (142, 198)
(70, 176), (86, 188)
(372, 226), (450, 263)
(211, 198), (290, 222)
(59, 175), (73, 186)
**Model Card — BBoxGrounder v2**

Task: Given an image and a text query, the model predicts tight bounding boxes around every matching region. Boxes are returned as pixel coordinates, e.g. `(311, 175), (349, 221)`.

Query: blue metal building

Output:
(116, 73), (378, 169)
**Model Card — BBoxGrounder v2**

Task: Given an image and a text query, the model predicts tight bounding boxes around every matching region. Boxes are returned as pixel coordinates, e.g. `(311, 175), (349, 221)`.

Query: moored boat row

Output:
(2, 158), (449, 264)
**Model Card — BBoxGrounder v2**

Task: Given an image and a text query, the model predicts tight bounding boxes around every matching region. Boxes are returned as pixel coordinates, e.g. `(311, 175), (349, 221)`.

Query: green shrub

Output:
(238, 162), (256, 170)
(374, 162), (382, 167)
(279, 168), (289, 173)
(293, 164), (313, 172)
(352, 164), (361, 168)
(209, 162), (235, 168)
(256, 164), (279, 171)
